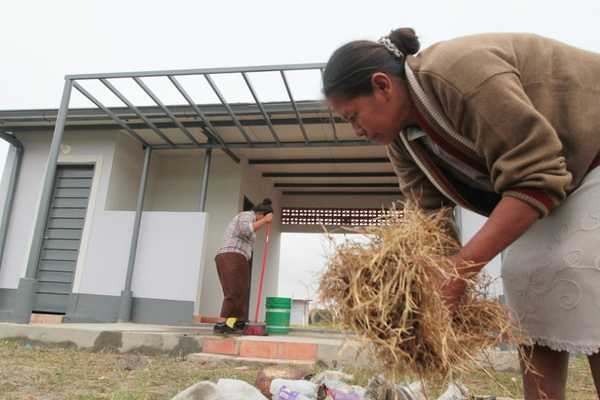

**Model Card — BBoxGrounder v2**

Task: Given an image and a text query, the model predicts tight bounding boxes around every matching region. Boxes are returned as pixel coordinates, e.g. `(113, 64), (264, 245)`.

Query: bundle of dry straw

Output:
(318, 201), (516, 381)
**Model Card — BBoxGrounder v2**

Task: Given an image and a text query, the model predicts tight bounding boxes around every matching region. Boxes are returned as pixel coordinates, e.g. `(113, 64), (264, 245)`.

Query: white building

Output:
(0, 64), (408, 325)
(290, 299), (311, 326)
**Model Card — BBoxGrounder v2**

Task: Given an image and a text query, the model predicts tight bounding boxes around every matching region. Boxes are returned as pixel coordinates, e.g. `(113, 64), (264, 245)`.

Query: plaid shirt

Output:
(216, 211), (256, 260)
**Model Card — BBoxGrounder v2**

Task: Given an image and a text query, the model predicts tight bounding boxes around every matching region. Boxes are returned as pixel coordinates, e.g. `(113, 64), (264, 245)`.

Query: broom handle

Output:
(254, 223), (271, 322)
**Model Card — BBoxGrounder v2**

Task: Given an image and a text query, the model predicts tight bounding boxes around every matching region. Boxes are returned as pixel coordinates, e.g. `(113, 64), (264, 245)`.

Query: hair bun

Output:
(262, 198), (272, 206)
(388, 27), (420, 55)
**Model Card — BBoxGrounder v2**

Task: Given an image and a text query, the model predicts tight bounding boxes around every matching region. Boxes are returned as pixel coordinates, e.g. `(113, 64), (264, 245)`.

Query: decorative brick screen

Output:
(281, 208), (402, 227)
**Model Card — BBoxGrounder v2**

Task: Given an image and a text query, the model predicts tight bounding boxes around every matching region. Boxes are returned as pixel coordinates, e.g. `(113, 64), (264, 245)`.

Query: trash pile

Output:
(171, 367), (508, 400)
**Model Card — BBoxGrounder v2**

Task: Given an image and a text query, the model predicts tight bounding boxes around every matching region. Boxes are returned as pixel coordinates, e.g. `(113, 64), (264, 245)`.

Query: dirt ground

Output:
(0, 339), (597, 399)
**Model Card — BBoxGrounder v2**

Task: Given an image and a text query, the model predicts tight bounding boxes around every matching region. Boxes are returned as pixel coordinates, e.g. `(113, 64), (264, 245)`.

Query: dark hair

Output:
(322, 28), (420, 99)
(252, 198), (273, 214)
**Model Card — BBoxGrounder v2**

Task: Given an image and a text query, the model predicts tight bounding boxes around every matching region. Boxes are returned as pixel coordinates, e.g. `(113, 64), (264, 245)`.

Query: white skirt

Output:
(502, 166), (600, 355)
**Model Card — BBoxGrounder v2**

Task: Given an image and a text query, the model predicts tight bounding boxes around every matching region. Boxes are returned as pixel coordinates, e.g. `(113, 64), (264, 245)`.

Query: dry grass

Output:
(346, 357), (597, 400)
(318, 201), (517, 383)
(0, 338), (260, 400)
(0, 339), (597, 399)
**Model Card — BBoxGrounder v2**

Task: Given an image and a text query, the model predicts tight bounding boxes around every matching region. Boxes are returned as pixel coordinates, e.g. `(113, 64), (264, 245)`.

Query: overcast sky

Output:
(2, 0), (600, 301)
(3, 0), (600, 109)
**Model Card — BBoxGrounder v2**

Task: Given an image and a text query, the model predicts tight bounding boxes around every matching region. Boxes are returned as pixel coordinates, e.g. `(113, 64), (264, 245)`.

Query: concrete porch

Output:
(0, 321), (365, 368)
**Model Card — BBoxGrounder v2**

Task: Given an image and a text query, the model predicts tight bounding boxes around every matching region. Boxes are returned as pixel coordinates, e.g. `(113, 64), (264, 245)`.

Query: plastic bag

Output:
(216, 379), (267, 400)
(271, 379), (318, 399)
(277, 386), (314, 400)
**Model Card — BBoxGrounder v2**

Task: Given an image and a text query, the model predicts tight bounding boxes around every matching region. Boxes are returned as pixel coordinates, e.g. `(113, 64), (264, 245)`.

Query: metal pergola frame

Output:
(13, 63), (378, 323)
(65, 63), (352, 158)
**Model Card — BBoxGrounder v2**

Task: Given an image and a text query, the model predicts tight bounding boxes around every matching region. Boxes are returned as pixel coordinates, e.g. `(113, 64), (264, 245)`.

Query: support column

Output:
(118, 146), (152, 322)
(13, 80), (73, 324)
(199, 148), (212, 212)
(454, 206), (463, 243)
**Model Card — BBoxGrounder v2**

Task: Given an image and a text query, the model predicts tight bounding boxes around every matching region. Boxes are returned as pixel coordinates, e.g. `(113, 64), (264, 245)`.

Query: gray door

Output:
(34, 165), (94, 314)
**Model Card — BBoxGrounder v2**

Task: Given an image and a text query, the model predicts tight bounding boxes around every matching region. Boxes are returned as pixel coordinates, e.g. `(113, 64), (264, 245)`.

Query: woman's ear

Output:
(371, 72), (393, 96)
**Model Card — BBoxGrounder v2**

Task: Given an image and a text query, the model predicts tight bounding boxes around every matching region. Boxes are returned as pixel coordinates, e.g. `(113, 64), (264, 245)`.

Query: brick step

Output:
(202, 337), (319, 361)
(30, 313), (64, 324)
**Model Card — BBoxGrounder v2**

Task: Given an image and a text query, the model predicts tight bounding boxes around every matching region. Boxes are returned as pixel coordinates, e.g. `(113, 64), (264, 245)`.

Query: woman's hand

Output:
(252, 213), (274, 231)
(441, 278), (467, 311)
(440, 254), (468, 311)
(438, 197), (540, 311)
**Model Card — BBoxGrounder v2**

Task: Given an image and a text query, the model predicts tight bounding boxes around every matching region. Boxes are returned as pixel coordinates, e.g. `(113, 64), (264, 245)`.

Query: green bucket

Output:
(265, 297), (291, 335)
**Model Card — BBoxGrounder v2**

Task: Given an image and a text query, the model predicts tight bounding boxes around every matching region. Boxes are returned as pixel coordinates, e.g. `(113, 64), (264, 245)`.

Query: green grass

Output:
(0, 339), (597, 399)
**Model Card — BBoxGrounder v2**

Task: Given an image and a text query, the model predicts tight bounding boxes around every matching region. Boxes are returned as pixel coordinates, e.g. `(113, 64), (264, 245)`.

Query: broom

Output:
(243, 223), (271, 336)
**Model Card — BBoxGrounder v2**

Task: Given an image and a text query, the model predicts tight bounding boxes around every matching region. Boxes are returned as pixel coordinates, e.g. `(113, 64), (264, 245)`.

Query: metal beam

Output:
(72, 82), (149, 146)
(241, 72), (280, 145)
(280, 70), (309, 143)
(119, 146), (152, 322)
(168, 76), (239, 163)
(66, 63), (326, 80)
(249, 157), (389, 164)
(100, 78), (175, 147)
(0, 100), (334, 122)
(275, 183), (397, 188)
(263, 172), (395, 178)
(152, 139), (374, 150)
(320, 68), (339, 143)
(3, 116), (347, 133)
(132, 77), (201, 146)
(282, 191), (401, 196)
(204, 74), (252, 144)
(199, 149), (212, 212)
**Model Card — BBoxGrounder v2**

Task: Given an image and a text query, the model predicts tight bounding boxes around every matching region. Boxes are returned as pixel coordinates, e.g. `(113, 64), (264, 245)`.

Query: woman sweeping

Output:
(213, 198), (273, 334)
(322, 29), (600, 399)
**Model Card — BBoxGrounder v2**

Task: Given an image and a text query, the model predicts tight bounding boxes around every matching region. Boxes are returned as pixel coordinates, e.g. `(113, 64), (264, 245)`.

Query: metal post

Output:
(199, 149), (212, 212)
(118, 146), (152, 322)
(454, 206), (463, 243)
(12, 79), (72, 323)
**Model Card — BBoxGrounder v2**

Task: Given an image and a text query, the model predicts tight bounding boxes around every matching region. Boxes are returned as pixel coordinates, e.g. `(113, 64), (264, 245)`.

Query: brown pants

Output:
(215, 252), (250, 320)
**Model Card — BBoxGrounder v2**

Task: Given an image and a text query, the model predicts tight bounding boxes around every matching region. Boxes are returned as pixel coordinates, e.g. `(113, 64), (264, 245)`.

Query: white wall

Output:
(73, 130), (142, 296)
(0, 130), (119, 290)
(458, 207), (503, 296)
(1, 130), (211, 307)
(76, 145), (212, 304)
(105, 133), (145, 211)
(131, 212), (207, 302)
(145, 151), (204, 212)
(76, 211), (133, 295)
(0, 132), (48, 289)
(73, 210), (208, 303)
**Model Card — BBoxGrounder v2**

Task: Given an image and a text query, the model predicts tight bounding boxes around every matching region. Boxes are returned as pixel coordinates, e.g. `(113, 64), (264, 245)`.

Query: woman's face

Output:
(328, 72), (416, 145)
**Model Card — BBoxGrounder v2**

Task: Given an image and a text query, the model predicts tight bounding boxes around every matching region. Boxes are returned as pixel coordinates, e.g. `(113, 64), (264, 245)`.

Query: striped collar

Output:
(402, 63), (490, 214)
